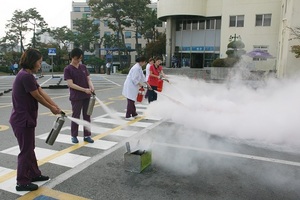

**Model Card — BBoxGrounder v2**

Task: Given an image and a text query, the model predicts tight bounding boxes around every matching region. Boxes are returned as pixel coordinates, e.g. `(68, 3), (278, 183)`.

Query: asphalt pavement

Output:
(0, 73), (299, 200)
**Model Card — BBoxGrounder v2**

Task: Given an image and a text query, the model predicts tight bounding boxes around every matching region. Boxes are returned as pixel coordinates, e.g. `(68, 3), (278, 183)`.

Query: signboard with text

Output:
(48, 48), (56, 56)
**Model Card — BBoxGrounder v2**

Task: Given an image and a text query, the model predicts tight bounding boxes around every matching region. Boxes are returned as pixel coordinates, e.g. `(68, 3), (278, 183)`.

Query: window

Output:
(182, 21), (187, 30)
(186, 20), (192, 30)
(104, 20), (108, 27)
(256, 14), (272, 26)
(199, 20), (205, 30)
(84, 7), (90, 12)
(229, 15), (244, 27)
(137, 33), (142, 38)
(176, 21), (182, 31)
(192, 20), (198, 30)
(93, 19), (100, 25)
(73, 7), (80, 12)
(206, 19), (215, 29)
(104, 31), (111, 36)
(125, 32), (131, 39)
(125, 43), (131, 49)
(216, 19), (221, 29)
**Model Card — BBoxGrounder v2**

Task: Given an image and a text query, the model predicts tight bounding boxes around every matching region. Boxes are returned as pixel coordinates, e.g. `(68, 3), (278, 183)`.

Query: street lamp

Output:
(229, 34), (241, 42)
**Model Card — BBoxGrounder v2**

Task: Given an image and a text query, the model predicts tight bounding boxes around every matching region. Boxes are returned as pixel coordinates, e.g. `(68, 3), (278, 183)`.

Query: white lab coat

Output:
(122, 63), (146, 101)
(145, 63), (151, 81)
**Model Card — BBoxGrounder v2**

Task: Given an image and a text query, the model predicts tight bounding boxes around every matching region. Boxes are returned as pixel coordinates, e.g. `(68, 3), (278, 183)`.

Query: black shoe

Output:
(71, 137), (79, 143)
(84, 136), (94, 143)
(16, 183), (38, 191)
(31, 175), (49, 182)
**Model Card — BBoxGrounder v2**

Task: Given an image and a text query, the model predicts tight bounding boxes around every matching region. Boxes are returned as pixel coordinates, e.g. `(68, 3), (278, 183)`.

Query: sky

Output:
(0, 0), (158, 39)
(0, 0), (86, 38)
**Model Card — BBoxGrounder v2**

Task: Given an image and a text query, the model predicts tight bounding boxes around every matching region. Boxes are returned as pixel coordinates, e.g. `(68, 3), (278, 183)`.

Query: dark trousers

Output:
(148, 86), (158, 103)
(71, 98), (91, 137)
(126, 99), (137, 118)
(13, 126), (41, 185)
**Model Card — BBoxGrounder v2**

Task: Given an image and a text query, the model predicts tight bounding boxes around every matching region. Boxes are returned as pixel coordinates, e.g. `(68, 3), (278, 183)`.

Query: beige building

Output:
(71, 0), (166, 67)
(157, 0), (300, 78)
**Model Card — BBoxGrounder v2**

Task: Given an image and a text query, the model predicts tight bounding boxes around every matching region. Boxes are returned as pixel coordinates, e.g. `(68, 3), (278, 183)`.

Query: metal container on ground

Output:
(124, 150), (152, 173)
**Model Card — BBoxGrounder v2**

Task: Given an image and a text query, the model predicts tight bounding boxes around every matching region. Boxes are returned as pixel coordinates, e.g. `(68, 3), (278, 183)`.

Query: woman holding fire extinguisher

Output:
(147, 56), (169, 103)
(122, 56), (152, 119)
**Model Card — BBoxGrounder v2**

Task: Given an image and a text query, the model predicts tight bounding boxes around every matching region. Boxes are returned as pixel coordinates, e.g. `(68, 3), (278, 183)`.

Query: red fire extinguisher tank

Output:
(157, 79), (163, 92)
(136, 86), (145, 102)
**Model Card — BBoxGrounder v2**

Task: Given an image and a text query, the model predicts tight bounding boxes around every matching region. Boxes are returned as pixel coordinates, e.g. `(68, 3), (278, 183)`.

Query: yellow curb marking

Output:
(17, 187), (89, 200)
(0, 125), (9, 131)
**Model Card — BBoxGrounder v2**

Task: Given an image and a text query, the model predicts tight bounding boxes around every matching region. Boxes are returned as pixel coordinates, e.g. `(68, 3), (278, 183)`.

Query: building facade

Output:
(71, 0), (166, 67)
(157, 0), (300, 78)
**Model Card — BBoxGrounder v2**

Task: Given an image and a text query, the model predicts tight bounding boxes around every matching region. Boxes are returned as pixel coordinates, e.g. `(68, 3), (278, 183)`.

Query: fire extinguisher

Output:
(87, 92), (96, 116)
(46, 111), (66, 145)
(137, 86), (145, 102)
(157, 78), (163, 92)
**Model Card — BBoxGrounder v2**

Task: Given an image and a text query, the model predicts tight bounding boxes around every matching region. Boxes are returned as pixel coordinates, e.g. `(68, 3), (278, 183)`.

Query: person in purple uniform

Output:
(9, 49), (61, 192)
(64, 48), (95, 144)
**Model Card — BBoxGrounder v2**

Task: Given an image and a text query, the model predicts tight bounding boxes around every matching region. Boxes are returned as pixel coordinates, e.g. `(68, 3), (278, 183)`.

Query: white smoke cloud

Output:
(146, 75), (300, 147)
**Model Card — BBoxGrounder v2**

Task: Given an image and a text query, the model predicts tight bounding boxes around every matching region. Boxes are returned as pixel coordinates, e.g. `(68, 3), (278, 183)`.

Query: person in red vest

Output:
(147, 56), (168, 103)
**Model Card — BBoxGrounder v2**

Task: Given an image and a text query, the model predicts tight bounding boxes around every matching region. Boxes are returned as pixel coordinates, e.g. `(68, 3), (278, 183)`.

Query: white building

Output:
(157, 0), (300, 78)
(71, 0), (166, 67)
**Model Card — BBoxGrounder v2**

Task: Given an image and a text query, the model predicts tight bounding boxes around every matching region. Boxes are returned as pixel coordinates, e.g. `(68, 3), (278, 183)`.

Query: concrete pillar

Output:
(165, 17), (176, 68)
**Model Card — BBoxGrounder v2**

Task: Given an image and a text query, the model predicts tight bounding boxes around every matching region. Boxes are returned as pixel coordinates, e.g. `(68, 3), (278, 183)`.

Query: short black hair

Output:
(19, 48), (42, 70)
(70, 48), (83, 59)
(154, 56), (162, 61)
(136, 56), (146, 62)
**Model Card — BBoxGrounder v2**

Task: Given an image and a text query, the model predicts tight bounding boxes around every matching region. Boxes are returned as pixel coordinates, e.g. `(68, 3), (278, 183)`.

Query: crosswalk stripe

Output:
(0, 103), (161, 196)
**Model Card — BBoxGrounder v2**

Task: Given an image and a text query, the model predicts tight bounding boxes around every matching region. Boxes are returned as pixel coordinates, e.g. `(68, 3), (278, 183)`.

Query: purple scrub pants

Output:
(13, 126), (41, 185)
(71, 98), (91, 137)
(126, 99), (138, 118)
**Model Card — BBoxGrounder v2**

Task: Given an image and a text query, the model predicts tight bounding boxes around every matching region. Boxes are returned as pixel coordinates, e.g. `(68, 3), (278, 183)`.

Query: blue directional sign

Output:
(48, 48), (56, 56)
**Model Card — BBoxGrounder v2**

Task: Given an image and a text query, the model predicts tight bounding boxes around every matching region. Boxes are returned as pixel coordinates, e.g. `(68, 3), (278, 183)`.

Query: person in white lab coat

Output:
(144, 58), (154, 99)
(122, 57), (152, 118)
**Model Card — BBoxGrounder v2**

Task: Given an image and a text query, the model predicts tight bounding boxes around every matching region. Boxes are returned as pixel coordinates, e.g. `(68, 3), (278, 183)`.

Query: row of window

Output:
(73, 7), (90, 12)
(104, 31), (142, 38)
(229, 14), (271, 27)
(176, 19), (221, 31)
(176, 14), (272, 31)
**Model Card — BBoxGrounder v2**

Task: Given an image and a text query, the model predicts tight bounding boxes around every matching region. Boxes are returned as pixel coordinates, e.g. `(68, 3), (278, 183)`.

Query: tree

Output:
(143, 32), (166, 58)
(5, 8), (48, 52)
(89, 0), (132, 64)
(142, 8), (162, 43)
(5, 10), (29, 52)
(125, 0), (151, 56)
(288, 26), (300, 58)
(85, 55), (105, 73)
(26, 8), (48, 48)
(49, 26), (74, 51)
(0, 33), (18, 52)
(72, 18), (100, 53)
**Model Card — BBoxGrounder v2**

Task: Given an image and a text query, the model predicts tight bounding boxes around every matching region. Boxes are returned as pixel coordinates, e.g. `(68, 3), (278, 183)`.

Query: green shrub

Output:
(0, 66), (10, 73)
(224, 57), (239, 67)
(212, 58), (226, 67)
(121, 68), (129, 74)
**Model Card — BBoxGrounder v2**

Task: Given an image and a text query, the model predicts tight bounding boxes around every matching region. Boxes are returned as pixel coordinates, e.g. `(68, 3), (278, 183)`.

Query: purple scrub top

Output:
(9, 69), (39, 128)
(64, 64), (90, 101)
